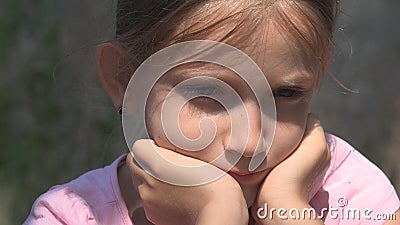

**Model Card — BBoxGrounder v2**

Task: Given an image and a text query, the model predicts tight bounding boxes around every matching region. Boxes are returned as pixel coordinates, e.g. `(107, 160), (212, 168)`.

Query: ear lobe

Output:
(96, 42), (133, 109)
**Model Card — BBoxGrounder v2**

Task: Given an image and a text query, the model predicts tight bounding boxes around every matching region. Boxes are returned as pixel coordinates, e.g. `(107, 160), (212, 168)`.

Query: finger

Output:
(304, 113), (324, 136)
(300, 114), (331, 193)
(131, 139), (226, 186)
(299, 113), (328, 154)
(280, 113), (330, 175)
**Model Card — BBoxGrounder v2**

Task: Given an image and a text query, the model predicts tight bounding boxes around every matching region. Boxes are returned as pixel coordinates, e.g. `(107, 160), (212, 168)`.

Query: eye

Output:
(179, 85), (226, 115)
(182, 85), (224, 97)
(273, 88), (304, 98)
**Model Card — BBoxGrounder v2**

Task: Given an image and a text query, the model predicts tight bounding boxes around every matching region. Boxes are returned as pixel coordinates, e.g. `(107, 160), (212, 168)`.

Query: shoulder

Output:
(24, 154), (132, 225)
(23, 186), (97, 225)
(310, 133), (400, 225)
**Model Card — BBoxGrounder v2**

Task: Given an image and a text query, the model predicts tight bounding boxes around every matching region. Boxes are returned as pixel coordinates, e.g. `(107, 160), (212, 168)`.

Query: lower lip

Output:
(228, 170), (268, 184)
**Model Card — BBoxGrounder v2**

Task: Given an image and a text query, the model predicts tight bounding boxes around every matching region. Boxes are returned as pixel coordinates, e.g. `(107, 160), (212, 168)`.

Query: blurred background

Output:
(0, 0), (399, 224)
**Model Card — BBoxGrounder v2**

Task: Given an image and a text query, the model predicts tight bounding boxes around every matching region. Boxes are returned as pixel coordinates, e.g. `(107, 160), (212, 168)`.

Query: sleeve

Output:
(315, 134), (400, 225)
(23, 187), (98, 225)
(343, 149), (400, 225)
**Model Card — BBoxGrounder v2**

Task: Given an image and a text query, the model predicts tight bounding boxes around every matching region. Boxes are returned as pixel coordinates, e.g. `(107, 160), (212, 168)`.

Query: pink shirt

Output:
(24, 134), (399, 225)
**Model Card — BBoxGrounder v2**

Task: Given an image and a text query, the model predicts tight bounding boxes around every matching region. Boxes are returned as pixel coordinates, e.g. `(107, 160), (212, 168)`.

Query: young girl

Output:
(24, 0), (399, 224)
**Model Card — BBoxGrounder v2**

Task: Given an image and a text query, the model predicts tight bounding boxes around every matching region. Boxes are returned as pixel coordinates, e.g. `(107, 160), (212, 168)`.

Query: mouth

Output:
(227, 168), (269, 184)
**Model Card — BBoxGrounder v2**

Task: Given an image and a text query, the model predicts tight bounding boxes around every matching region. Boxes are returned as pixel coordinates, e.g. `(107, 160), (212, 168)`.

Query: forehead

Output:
(165, 2), (319, 83)
(162, 32), (317, 89)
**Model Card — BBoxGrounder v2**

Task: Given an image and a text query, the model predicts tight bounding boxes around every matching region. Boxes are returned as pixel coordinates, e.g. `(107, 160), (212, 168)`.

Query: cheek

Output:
(266, 120), (307, 168)
(146, 101), (228, 161)
(176, 104), (230, 140)
(177, 106), (202, 139)
(266, 101), (310, 168)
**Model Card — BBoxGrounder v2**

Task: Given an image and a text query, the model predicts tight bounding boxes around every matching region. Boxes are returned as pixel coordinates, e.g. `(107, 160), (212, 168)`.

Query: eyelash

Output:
(181, 86), (305, 115)
(185, 86), (305, 98)
(273, 87), (305, 98)
(182, 86), (224, 97)
(180, 86), (225, 115)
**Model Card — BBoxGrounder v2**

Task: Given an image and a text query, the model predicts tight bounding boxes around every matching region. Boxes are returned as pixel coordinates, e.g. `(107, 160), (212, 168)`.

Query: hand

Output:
(251, 114), (331, 225)
(126, 139), (249, 225)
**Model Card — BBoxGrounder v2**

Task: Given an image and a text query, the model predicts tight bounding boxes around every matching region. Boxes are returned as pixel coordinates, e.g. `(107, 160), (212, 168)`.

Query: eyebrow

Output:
(165, 63), (316, 88)
(279, 71), (315, 86)
(166, 64), (236, 82)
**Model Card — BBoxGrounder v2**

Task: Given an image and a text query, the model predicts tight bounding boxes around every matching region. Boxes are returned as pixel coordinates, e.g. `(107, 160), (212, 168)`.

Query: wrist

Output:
(260, 182), (309, 203)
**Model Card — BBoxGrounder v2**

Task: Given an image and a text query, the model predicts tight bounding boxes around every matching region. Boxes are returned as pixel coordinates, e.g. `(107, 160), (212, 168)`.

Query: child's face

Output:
(144, 21), (319, 194)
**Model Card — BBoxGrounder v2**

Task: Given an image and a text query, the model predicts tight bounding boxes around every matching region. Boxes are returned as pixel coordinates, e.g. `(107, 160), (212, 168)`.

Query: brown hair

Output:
(115, 0), (340, 77)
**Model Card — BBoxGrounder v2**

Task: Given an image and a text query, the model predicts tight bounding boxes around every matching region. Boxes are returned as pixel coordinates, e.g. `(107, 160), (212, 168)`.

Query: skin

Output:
(143, 25), (316, 204)
(122, 114), (329, 225)
(95, 4), (400, 225)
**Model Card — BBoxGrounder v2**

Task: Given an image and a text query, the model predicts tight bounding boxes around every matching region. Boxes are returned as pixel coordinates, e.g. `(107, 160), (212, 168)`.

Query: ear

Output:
(96, 42), (133, 110)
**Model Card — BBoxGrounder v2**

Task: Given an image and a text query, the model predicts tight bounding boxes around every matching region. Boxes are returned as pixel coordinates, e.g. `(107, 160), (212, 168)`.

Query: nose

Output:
(224, 101), (263, 158)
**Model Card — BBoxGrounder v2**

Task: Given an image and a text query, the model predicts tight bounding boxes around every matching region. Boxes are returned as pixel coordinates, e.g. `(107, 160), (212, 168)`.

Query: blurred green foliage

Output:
(1, 0), (399, 224)
(0, 0), (125, 223)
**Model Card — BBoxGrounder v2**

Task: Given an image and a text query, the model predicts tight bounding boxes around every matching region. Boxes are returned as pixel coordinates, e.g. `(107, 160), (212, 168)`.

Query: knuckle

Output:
(145, 175), (158, 188)
(137, 184), (153, 202)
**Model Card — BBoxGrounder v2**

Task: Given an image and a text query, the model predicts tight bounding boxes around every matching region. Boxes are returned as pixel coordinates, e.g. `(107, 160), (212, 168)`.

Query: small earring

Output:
(118, 106), (125, 115)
